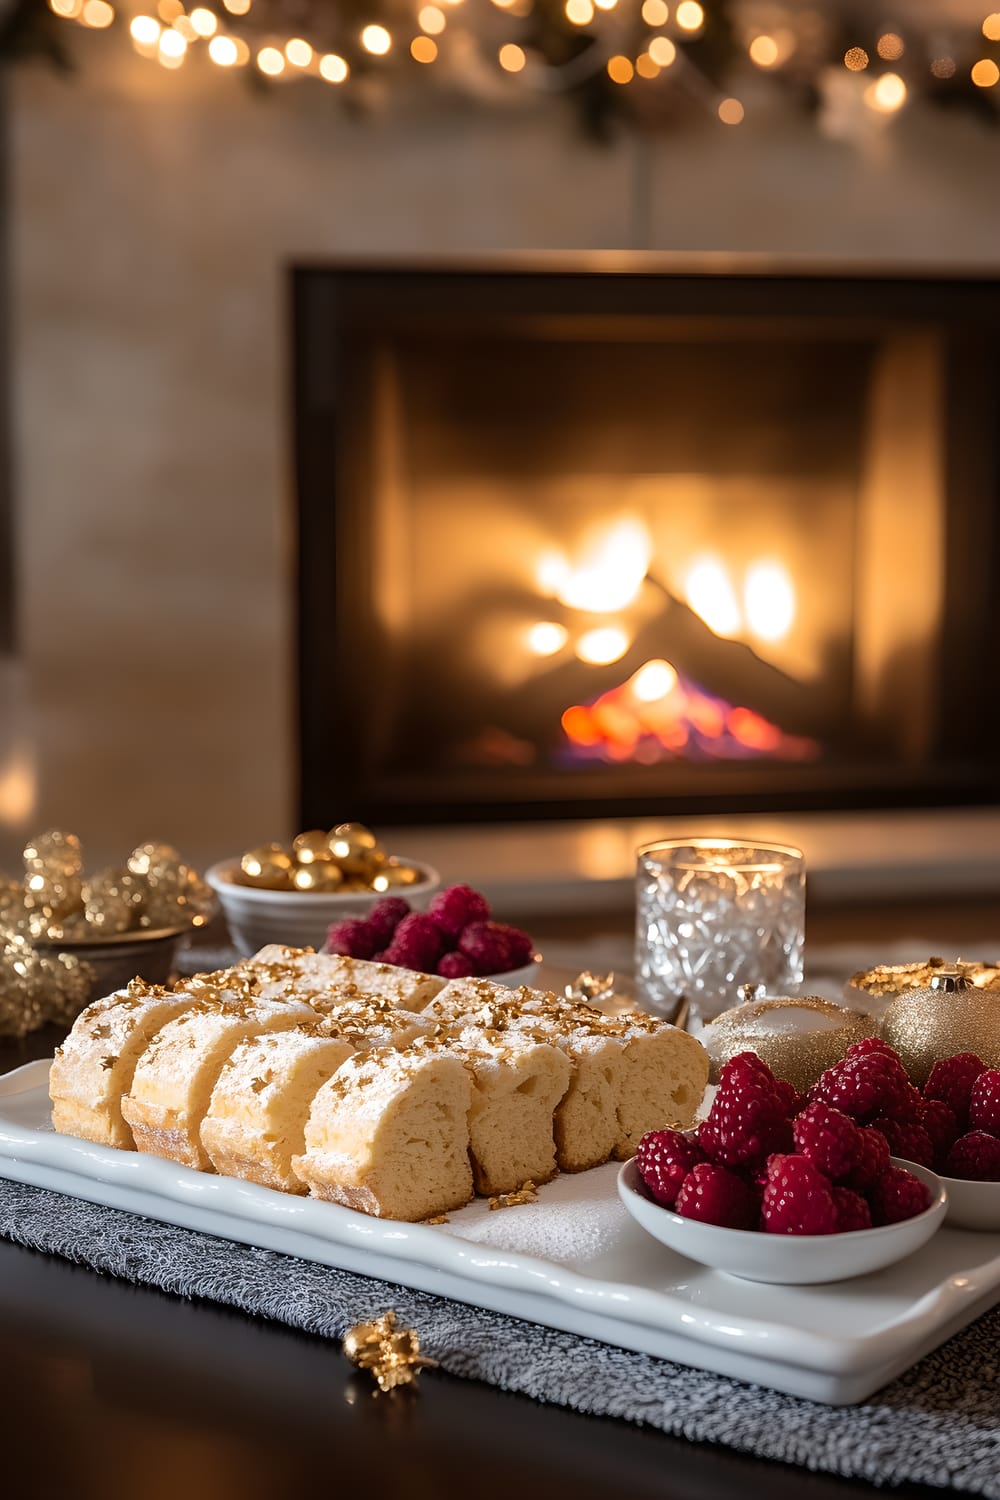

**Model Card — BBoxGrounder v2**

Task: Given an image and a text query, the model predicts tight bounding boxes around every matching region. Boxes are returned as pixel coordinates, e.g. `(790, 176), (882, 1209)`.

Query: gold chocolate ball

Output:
(239, 843), (295, 890)
(327, 823), (381, 877)
(293, 830), (333, 866)
(881, 980), (1000, 1086)
(370, 859), (422, 893)
(291, 860), (345, 893)
(701, 997), (878, 1093)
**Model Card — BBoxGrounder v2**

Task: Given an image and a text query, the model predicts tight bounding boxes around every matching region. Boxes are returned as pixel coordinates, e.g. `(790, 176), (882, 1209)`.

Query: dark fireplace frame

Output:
(292, 258), (1000, 830)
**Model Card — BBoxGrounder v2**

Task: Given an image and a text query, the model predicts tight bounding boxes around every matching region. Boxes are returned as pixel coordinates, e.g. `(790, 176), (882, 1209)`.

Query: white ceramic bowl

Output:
(206, 858), (440, 956)
(617, 1157), (947, 1284)
(488, 957), (543, 989)
(937, 1172), (1000, 1231)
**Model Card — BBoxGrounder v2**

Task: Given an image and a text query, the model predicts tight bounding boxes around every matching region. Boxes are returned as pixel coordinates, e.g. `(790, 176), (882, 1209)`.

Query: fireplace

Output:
(292, 262), (1000, 829)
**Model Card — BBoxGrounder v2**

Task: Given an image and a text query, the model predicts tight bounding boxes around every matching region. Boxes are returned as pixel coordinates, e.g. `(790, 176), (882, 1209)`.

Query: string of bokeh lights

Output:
(47, 0), (1000, 124)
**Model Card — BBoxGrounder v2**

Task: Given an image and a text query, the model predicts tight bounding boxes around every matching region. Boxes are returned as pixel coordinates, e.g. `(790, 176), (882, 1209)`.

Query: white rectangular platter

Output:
(2, 1058), (999, 1406)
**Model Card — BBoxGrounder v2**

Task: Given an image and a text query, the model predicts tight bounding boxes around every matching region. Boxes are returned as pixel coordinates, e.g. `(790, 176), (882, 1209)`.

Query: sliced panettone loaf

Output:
(121, 993), (316, 1169)
(49, 981), (201, 1149)
(293, 1045), (474, 1221)
(200, 1000), (431, 1192)
(246, 946), (445, 1012)
(592, 1012), (709, 1158)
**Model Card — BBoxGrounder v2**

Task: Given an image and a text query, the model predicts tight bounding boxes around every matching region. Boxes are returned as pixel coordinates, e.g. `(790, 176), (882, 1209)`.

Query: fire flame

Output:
(559, 658), (819, 765)
(537, 517), (651, 615)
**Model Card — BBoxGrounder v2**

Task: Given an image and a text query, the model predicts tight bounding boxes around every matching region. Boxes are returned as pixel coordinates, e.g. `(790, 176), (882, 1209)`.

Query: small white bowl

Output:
(206, 858), (440, 956)
(617, 1157), (947, 1284)
(487, 956), (543, 989)
(937, 1172), (1000, 1232)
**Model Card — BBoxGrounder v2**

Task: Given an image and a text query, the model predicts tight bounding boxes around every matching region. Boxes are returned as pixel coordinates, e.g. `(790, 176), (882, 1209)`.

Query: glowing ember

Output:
(558, 662), (820, 764)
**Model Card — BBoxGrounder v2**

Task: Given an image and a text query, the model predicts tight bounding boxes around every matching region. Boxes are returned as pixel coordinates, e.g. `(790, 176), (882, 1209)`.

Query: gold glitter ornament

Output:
(127, 842), (183, 878)
(292, 860), (345, 893)
(239, 844), (295, 890)
(327, 823), (381, 878)
(700, 997), (879, 1093)
(292, 830), (333, 866)
(881, 972), (1000, 1086)
(177, 867), (217, 927)
(83, 868), (138, 935)
(23, 830), (83, 879)
(343, 1310), (437, 1392)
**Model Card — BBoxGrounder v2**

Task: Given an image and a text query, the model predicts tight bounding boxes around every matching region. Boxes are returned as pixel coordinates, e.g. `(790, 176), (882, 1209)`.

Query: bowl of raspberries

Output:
(326, 883), (539, 984)
(910, 1052), (1000, 1231)
(619, 1042), (947, 1283)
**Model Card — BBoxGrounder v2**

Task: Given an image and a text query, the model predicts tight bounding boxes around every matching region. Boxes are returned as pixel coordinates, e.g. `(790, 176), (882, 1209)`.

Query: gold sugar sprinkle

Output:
(488, 1181), (538, 1211)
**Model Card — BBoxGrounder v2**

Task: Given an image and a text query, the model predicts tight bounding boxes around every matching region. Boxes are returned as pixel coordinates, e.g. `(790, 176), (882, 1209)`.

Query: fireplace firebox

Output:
(293, 262), (1000, 828)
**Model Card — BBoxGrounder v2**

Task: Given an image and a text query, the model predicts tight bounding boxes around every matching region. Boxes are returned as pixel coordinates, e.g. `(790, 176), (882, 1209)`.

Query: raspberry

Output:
(721, 1052), (780, 1091)
(388, 913), (447, 972)
(428, 884), (490, 939)
(918, 1098), (958, 1166)
(924, 1053), (987, 1126)
(698, 1070), (793, 1170)
(761, 1155), (838, 1235)
(436, 950), (478, 979)
(832, 1186), (872, 1232)
(870, 1115), (935, 1170)
(458, 921), (516, 976)
(636, 1129), (706, 1208)
(325, 918), (379, 960)
(810, 1052), (911, 1123)
(843, 1126), (890, 1190)
(867, 1165), (931, 1225)
(489, 922), (535, 968)
(945, 1130), (1000, 1181)
(366, 897), (411, 946)
(674, 1163), (758, 1229)
(844, 1037), (898, 1062)
(773, 1077), (804, 1118)
(968, 1069), (1000, 1136)
(792, 1102), (863, 1183)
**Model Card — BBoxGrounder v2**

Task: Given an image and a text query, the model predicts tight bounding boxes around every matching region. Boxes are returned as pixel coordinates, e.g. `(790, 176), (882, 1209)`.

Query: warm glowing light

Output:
(555, 519), (651, 614)
(565, 0), (593, 25)
(675, 1), (703, 31)
(641, 0), (668, 23)
(499, 42), (526, 70)
(744, 561), (796, 643)
(984, 14), (1000, 42)
(173, 13), (197, 37)
(930, 55), (956, 79)
(223, 0), (250, 11)
(49, 0), (83, 15)
(419, 4), (446, 31)
(718, 96), (744, 123)
(159, 26), (187, 56)
(607, 54), (634, 83)
(208, 32), (238, 63)
(285, 36), (313, 64)
(594, 0), (618, 10)
(410, 35), (437, 60)
(526, 621), (569, 657)
(648, 34), (676, 65)
(130, 13), (160, 42)
(971, 57), (1000, 86)
(535, 551), (569, 596)
(362, 23), (392, 52)
(876, 31), (904, 60)
(685, 557), (741, 638)
(157, 0), (183, 20)
(0, 747), (37, 826)
(844, 46), (868, 71)
(256, 44), (284, 72)
(749, 34), (779, 67)
(189, 6), (217, 34)
(576, 627), (630, 666)
(81, 0), (114, 26)
(631, 659), (678, 702)
(635, 51), (659, 77)
(319, 51), (349, 80)
(232, 35), (249, 61)
(866, 71), (907, 111)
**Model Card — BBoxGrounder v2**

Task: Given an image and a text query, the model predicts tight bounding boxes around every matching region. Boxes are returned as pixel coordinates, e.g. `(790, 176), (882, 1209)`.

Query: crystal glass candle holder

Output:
(635, 839), (805, 1026)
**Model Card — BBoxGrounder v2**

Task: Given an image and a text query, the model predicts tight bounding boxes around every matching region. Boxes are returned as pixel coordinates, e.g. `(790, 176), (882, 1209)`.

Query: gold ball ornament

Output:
(239, 843), (295, 890)
(0, 934), (50, 1036)
(292, 830), (334, 866)
(327, 823), (382, 878)
(291, 860), (345, 893)
(23, 830), (83, 879)
(370, 859), (421, 893)
(881, 972), (1000, 1086)
(700, 997), (880, 1093)
(127, 842), (183, 878)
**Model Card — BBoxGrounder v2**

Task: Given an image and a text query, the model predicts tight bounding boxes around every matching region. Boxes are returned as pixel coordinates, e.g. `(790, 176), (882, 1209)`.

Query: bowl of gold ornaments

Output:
(0, 832), (217, 1038)
(206, 824), (440, 956)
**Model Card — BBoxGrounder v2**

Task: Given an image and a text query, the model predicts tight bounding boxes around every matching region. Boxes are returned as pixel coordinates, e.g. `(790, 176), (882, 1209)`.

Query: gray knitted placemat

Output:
(0, 1177), (997, 1497)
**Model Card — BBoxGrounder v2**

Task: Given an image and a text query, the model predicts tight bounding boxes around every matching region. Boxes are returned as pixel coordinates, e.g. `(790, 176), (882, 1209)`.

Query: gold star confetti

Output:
(342, 1310), (438, 1392)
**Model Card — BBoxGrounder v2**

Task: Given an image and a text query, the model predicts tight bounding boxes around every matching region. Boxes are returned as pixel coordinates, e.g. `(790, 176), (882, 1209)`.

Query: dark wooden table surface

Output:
(2, 897), (995, 1500)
